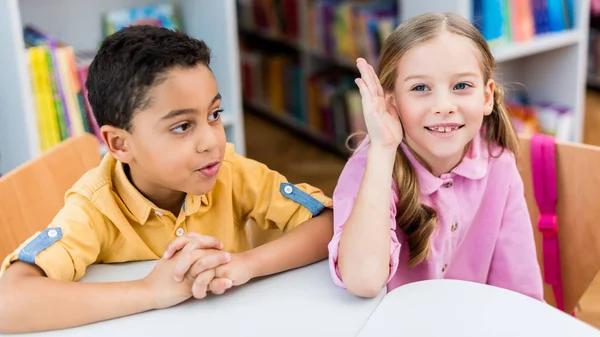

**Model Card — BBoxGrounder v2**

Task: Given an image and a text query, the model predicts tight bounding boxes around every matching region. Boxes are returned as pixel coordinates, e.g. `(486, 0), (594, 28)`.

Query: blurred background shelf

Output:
(0, 0), (593, 174)
(493, 29), (581, 62)
(0, 0), (246, 175)
(244, 99), (350, 156)
(238, 0), (590, 156)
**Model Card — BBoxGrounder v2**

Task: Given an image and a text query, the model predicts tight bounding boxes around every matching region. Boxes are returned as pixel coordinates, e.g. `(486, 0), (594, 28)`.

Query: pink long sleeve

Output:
(327, 146), (401, 288)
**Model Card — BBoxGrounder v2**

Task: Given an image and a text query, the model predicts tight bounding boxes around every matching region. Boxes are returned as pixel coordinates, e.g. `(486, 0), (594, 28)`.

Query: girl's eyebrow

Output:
(454, 72), (479, 78)
(403, 72), (479, 83)
(404, 74), (432, 82)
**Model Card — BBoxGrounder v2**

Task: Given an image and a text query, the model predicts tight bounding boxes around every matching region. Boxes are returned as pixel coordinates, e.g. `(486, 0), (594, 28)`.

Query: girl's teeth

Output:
(427, 126), (459, 132)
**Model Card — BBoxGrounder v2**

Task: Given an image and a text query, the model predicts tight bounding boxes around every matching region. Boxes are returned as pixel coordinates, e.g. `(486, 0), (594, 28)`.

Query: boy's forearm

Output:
(242, 209), (333, 278)
(0, 262), (155, 334)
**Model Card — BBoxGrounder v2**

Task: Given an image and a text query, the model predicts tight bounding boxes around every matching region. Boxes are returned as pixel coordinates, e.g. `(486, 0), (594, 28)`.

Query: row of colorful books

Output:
(237, 0), (399, 68)
(240, 49), (366, 146)
(305, 0), (398, 67)
(23, 3), (180, 153)
(24, 26), (99, 152)
(475, 0), (575, 48)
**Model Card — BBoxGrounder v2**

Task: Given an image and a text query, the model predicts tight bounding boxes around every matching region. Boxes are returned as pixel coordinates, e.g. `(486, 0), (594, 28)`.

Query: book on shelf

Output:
(24, 25), (99, 152)
(474, 0), (575, 48)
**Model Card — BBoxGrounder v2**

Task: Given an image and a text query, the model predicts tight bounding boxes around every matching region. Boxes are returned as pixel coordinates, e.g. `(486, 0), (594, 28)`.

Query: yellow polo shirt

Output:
(1, 143), (332, 281)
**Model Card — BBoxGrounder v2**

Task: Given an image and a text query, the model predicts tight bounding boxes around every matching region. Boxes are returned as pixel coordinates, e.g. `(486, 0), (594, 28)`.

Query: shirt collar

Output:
(112, 160), (207, 224)
(400, 131), (489, 195)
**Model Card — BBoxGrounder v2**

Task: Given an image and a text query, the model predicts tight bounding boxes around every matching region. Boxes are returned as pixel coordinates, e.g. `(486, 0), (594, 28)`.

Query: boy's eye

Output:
(209, 109), (223, 122)
(412, 85), (429, 92)
(454, 82), (470, 90)
(172, 123), (192, 134)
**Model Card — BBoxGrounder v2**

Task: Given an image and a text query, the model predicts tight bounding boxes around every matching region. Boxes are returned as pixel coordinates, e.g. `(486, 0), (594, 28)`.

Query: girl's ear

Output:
(385, 92), (399, 117)
(483, 79), (495, 116)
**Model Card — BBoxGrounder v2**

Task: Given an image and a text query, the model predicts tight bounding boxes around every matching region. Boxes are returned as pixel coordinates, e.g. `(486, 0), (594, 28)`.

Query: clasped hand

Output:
(142, 232), (251, 309)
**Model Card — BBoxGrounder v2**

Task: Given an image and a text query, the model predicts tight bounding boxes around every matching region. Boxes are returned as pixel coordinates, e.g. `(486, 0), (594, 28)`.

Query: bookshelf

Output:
(238, 0), (591, 156)
(0, 0), (246, 176)
(587, 6), (600, 89)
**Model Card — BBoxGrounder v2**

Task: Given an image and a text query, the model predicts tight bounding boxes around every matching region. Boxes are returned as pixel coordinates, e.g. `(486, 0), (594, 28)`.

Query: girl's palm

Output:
(355, 58), (403, 149)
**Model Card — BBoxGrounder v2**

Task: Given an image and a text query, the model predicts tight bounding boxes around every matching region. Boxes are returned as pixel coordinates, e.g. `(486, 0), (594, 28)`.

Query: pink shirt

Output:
(328, 132), (544, 300)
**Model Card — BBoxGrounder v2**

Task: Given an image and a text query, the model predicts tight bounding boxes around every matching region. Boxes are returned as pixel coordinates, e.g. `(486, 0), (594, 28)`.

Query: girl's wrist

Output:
(368, 144), (398, 161)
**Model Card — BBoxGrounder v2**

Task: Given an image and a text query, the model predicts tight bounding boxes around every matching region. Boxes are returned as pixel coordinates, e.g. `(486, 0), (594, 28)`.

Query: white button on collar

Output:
(284, 185), (293, 194)
(155, 210), (163, 216)
(175, 228), (185, 237)
(48, 229), (58, 238)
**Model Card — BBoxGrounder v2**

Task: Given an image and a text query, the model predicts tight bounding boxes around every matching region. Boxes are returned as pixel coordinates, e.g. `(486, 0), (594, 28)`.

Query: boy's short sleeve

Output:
(228, 150), (332, 233)
(1, 193), (106, 281)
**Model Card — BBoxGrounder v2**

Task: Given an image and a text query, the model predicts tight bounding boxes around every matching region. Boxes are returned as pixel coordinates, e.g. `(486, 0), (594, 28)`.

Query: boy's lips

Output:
(196, 161), (221, 177)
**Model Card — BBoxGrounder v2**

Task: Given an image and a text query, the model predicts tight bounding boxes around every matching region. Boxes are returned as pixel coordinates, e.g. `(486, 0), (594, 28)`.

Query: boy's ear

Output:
(100, 125), (134, 164)
(483, 79), (495, 116)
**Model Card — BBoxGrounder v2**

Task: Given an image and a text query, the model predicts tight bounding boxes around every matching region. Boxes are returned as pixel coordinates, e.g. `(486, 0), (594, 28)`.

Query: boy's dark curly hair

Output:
(86, 25), (212, 131)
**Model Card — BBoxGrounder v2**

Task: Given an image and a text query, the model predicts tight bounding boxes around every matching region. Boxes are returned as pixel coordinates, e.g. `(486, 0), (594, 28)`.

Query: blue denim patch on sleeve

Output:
(280, 182), (325, 217)
(18, 227), (63, 264)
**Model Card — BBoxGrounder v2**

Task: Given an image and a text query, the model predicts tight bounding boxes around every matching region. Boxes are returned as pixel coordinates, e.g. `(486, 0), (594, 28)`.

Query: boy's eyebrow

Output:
(161, 108), (197, 121)
(210, 93), (222, 107)
(161, 93), (222, 121)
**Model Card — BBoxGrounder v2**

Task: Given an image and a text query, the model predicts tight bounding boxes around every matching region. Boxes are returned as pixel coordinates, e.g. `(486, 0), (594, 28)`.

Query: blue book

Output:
(482, 0), (504, 44)
(547, 0), (566, 32)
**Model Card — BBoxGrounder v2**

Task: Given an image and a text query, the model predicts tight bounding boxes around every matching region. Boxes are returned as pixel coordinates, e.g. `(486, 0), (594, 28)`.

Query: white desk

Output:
(9, 262), (600, 337)
(358, 279), (600, 337)
(16, 260), (384, 337)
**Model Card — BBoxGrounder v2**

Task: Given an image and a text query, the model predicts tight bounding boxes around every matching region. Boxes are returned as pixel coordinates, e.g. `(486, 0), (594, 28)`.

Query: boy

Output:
(0, 25), (333, 334)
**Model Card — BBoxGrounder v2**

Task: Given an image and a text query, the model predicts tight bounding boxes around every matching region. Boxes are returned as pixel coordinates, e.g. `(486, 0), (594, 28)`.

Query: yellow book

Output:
(27, 47), (49, 151)
(29, 46), (61, 151)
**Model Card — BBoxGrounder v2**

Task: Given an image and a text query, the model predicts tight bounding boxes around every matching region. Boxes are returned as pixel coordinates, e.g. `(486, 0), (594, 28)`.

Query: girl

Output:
(328, 12), (544, 300)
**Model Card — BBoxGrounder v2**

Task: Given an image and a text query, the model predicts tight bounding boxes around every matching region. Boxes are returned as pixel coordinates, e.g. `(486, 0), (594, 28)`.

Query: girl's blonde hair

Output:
(363, 12), (519, 267)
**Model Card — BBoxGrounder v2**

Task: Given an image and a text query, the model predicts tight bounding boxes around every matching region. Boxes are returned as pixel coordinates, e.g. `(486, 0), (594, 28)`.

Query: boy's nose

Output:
(195, 127), (219, 153)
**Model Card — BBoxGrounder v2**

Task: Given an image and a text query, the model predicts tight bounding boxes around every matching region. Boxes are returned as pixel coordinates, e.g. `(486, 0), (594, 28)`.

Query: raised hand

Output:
(354, 58), (403, 150)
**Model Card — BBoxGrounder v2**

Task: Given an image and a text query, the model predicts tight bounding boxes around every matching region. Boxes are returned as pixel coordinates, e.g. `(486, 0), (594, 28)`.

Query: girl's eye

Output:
(209, 108), (223, 122)
(454, 82), (470, 90)
(412, 85), (429, 92)
(172, 123), (191, 134)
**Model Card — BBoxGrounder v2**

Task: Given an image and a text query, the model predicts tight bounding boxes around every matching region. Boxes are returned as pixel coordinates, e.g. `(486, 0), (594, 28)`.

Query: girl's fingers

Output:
(354, 78), (370, 101)
(373, 67), (384, 96)
(359, 58), (382, 97)
(356, 59), (376, 96)
(365, 61), (381, 96)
